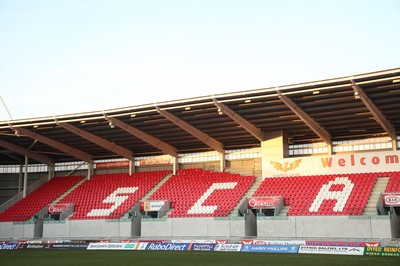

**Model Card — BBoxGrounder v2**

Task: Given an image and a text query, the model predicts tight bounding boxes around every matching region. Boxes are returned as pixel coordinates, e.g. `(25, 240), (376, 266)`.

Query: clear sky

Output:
(1, 0), (399, 121)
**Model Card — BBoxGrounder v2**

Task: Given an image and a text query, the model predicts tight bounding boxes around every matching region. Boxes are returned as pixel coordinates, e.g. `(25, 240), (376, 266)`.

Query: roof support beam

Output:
(0, 139), (53, 166)
(14, 127), (93, 163)
(351, 80), (397, 140)
(277, 91), (333, 146)
(58, 122), (134, 160)
(213, 99), (265, 142)
(106, 117), (178, 158)
(156, 107), (225, 153)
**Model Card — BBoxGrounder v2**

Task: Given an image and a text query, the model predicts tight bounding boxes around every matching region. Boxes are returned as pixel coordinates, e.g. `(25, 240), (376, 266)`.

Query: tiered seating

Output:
(58, 171), (169, 220)
(385, 171), (400, 192)
(253, 173), (377, 216)
(0, 176), (84, 222)
(148, 168), (254, 217)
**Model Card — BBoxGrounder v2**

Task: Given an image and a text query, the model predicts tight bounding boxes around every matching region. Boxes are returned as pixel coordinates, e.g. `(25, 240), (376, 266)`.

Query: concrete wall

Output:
(141, 218), (245, 238)
(257, 216), (391, 239)
(0, 215), (391, 240)
(0, 222), (35, 239)
(42, 220), (133, 239)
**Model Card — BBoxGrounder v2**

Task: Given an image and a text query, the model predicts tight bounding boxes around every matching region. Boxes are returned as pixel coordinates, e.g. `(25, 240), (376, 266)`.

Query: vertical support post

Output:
(48, 163), (55, 181)
(392, 138), (398, 151)
(23, 155), (28, 198)
(219, 151), (226, 172)
(245, 209), (257, 237)
(18, 164), (23, 193)
(129, 158), (135, 175)
(327, 144), (333, 155)
(172, 156), (179, 175)
(87, 162), (93, 180)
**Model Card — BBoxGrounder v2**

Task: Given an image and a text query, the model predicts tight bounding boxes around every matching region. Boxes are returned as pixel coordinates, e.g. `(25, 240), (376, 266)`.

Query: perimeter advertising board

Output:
(136, 242), (149, 250)
(50, 243), (89, 249)
(145, 243), (190, 251)
(241, 245), (299, 253)
(18, 244), (51, 249)
(241, 240), (306, 246)
(214, 244), (242, 252)
(364, 246), (400, 256)
(305, 240), (380, 247)
(299, 246), (364, 256)
(87, 243), (137, 250)
(0, 243), (19, 250)
(190, 243), (216, 251)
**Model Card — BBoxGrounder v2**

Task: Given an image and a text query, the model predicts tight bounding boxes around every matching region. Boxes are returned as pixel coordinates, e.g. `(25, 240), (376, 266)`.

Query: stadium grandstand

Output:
(0, 68), (400, 246)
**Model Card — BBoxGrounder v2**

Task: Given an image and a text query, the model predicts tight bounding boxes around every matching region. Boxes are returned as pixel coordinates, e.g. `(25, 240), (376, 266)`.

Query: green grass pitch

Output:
(1, 250), (399, 266)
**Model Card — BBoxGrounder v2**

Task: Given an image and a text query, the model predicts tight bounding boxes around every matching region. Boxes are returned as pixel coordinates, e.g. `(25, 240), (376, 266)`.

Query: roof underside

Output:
(1, 68), (399, 165)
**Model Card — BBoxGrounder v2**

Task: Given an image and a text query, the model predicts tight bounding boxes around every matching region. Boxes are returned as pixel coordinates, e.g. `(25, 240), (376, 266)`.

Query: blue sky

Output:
(1, 0), (399, 121)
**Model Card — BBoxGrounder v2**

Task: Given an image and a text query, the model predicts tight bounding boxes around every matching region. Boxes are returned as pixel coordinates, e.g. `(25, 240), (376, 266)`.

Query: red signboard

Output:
(48, 204), (72, 214)
(120, 240), (136, 243)
(96, 161), (130, 169)
(382, 193), (400, 207)
(247, 197), (282, 209)
(305, 240), (380, 247)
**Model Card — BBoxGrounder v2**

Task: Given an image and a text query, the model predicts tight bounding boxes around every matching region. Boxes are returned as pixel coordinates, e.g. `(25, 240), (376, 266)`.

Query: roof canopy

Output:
(1, 68), (399, 165)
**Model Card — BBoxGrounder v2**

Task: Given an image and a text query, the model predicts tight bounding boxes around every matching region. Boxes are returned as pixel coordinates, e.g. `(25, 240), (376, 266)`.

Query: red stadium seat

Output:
(149, 168), (254, 218)
(57, 171), (170, 220)
(0, 176), (84, 222)
(386, 172), (400, 192)
(253, 173), (380, 216)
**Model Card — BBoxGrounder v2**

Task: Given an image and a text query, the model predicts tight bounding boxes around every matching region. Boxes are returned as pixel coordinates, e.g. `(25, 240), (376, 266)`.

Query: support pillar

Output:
(18, 164), (23, 194)
(327, 144), (333, 155)
(23, 155), (28, 198)
(87, 162), (94, 180)
(392, 138), (398, 151)
(219, 151), (226, 172)
(172, 156), (179, 175)
(129, 158), (135, 175)
(48, 163), (55, 180)
(245, 209), (257, 237)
